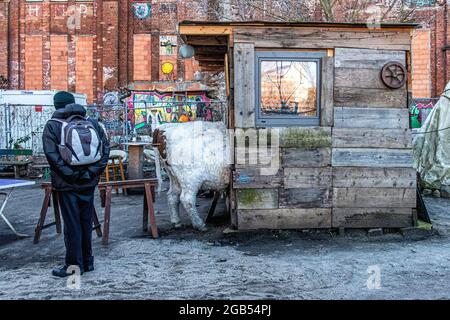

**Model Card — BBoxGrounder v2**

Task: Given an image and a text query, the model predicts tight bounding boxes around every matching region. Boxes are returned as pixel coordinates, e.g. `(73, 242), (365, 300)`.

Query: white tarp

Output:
(413, 82), (450, 189)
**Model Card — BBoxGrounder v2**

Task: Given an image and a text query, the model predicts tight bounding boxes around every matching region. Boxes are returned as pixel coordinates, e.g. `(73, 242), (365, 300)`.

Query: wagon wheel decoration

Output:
(381, 61), (407, 89)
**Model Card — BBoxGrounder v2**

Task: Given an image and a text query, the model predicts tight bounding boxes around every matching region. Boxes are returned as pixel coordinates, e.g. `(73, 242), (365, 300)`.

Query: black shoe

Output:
(52, 265), (83, 278)
(84, 264), (95, 273)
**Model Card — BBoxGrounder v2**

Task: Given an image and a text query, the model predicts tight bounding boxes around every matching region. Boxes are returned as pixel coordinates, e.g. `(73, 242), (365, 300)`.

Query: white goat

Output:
(153, 121), (231, 231)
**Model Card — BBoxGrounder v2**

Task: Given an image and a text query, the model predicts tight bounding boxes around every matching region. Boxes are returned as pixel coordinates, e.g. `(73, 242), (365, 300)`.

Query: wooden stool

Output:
(104, 155), (127, 195)
(98, 179), (158, 245)
(34, 183), (103, 244)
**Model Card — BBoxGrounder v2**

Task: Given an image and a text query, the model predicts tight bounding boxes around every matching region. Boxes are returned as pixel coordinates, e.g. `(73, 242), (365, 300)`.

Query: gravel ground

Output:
(0, 184), (449, 300)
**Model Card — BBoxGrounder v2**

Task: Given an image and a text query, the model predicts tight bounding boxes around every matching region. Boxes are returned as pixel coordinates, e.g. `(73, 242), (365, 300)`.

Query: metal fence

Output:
(0, 100), (227, 154)
(0, 104), (55, 154)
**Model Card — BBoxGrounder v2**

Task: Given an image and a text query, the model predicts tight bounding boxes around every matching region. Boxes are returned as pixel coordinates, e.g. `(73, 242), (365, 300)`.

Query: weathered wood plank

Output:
(282, 148), (331, 167)
(332, 148), (413, 168)
(279, 188), (332, 208)
(334, 87), (407, 108)
(333, 188), (416, 208)
(235, 147), (280, 170)
(332, 128), (412, 149)
(279, 127), (332, 149)
(234, 168), (282, 189)
(332, 208), (413, 228)
(234, 28), (411, 50)
(234, 43), (255, 128)
(236, 189), (278, 210)
(321, 55), (334, 126)
(335, 68), (407, 90)
(335, 48), (406, 69)
(284, 167), (332, 189)
(238, 208), (332, 230)
(334, 107), (410, 129)
(333, 167), (416, 188)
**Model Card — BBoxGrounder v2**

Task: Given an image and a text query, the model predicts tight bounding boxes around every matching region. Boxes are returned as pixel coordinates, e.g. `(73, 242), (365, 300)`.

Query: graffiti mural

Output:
(126, 91), (211, 132)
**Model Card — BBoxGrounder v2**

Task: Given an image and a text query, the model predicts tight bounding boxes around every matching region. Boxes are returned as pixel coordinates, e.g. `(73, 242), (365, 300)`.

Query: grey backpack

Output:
(50, 115), (103, 166)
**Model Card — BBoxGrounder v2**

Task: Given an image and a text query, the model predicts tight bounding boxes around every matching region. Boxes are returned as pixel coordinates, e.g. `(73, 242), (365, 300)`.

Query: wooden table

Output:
(98, 179), (158, 245)
(0, 160), (33, 178)
(0, 149), (33, 179)
(34, 183), (103, 244)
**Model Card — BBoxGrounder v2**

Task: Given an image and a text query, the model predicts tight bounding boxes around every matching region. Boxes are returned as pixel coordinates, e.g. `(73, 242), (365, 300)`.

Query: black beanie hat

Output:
(54, 91), (75, 109)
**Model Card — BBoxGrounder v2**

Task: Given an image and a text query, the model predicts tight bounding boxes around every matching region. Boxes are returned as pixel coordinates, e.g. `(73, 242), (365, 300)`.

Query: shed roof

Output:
(179, 20), (418, 72)
(179, 20), (419, 29)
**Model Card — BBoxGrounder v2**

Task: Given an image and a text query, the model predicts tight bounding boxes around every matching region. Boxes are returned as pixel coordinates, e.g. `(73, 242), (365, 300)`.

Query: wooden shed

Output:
(179, 21), (418, 230)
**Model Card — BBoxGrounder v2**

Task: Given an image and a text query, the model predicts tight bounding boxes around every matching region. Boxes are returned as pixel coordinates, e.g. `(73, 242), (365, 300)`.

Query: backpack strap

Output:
(48, 118), (69, 147)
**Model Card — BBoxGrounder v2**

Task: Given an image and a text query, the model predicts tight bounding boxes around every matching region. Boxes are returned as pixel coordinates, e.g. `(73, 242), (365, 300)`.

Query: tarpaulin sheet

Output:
(413, 83), (450, 189)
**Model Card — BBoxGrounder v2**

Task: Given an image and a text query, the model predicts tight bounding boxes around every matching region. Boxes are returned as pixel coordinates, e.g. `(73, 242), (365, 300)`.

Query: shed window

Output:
(256, 51), (324, 127)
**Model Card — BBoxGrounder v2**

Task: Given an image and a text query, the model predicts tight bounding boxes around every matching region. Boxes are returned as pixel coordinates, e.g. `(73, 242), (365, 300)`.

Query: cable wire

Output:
(412, 126), (450, 134)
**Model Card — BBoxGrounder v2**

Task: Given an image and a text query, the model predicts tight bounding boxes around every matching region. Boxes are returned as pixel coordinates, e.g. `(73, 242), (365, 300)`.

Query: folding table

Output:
(0, 179), (36, 238)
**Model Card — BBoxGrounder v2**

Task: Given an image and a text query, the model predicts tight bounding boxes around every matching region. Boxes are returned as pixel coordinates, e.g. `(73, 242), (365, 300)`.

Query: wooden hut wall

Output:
(232, 26), (416, 230)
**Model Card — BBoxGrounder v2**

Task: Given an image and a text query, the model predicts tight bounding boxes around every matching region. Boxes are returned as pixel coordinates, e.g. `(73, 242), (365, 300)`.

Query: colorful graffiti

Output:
(126, 91), (211, 132)
(132, 3), (152, 20)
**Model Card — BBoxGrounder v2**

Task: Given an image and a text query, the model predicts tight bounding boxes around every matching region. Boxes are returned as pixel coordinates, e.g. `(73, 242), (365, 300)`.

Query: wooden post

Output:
(143, 191), (149, 232)
(206, 192), (221, 223)
(33, 187), (52, 244)
(119, 158), (127, 195)
(145, 183), (158, 239)
(128, 145), (145, 180)
(52, 191), (62, 234)
(92, 208), (103, 238)
(102, 186), (113, 245)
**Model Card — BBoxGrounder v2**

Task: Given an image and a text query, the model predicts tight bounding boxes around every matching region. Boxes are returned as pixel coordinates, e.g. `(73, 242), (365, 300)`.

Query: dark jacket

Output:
(42, 104), (110, 192)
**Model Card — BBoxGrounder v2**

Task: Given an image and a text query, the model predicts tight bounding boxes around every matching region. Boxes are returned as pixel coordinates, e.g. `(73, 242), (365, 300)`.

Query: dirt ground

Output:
(0, 183), (450, 300)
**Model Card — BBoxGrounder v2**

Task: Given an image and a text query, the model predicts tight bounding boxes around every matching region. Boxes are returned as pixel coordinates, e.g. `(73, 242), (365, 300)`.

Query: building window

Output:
(256, 51), (324, 127)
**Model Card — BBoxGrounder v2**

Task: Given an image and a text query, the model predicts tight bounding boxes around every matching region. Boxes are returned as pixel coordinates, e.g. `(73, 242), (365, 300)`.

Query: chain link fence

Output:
(0, 100), (227, 154)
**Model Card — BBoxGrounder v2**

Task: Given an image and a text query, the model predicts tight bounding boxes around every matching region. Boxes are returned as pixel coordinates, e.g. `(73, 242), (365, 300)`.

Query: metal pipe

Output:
(5, 103), (11, 149)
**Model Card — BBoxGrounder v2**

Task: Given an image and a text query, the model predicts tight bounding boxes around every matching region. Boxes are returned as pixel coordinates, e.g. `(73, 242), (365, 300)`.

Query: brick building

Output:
(411, 3), (450, 98)
(0, 0), (211, 104)
(0, 0), (448, 103)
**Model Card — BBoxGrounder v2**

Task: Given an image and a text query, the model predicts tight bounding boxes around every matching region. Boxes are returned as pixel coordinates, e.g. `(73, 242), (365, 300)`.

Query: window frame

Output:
(255, 51), (325, 127)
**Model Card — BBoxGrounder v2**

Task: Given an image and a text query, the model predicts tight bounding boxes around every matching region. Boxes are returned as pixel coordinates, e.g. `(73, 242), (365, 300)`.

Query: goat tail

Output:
(153, 146), (163, 195)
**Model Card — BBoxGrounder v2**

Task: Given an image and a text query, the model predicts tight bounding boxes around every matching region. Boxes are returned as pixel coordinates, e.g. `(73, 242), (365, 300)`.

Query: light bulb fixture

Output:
(179, 44), (195, 59)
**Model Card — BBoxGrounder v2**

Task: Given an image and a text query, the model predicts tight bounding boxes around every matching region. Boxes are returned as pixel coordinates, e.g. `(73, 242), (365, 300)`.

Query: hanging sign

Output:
(132, 3), (152, 20)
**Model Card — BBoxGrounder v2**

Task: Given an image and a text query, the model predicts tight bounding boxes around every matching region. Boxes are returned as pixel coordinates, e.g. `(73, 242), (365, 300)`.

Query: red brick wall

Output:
(24, 36), (43, 90)
(133, 34), (152, 81)
(185, 58), (200, 81)
(412, 29), (432, 98)
(0, 3), (8, 78)
(50, 35), (68, 91)
(75, 36), (94, 103)
(102, 1), (119, 91)
(1, 0), (210, 102)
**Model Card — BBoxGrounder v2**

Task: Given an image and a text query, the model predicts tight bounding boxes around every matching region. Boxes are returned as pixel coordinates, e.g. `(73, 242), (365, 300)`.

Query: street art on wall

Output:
(161, 62), (175, 75)
(160, 36), (177, 56)
(403, 0), (439, 7)
(127, 91), (211, 131)
(132, 3), (152, 20)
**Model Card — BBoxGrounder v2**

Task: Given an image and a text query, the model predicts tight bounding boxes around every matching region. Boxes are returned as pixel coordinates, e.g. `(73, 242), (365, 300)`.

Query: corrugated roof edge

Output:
(179, 20), (419, 29)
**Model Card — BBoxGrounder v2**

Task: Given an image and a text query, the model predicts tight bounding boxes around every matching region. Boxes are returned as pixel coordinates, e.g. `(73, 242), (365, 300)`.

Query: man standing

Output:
(43, 91), (110, 278)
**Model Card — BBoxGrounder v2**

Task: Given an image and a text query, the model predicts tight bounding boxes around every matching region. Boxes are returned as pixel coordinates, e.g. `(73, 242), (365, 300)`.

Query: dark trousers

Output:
(58, 189), (95, 269)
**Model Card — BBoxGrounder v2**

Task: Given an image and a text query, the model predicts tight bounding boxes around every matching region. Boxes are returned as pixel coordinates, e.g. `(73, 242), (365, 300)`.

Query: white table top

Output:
(0, 179), (36, 190)
(121, 142), (152, 147)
